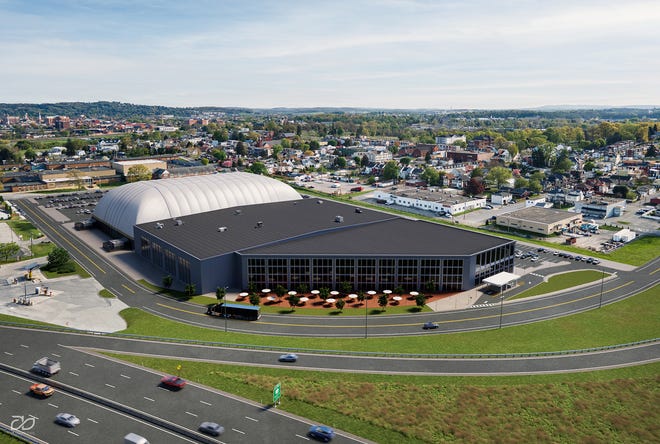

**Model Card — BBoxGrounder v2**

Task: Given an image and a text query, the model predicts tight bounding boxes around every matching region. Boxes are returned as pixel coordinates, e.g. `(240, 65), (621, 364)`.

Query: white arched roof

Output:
(93, 172), (301, 238)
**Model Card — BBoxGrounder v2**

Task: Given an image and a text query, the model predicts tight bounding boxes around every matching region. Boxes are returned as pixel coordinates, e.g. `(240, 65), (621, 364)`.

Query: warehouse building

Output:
(94, 173), (515, 293)
(496, 207), (583, 235)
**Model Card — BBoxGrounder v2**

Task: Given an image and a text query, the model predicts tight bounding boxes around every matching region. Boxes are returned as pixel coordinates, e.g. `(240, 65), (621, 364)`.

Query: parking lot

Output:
(33, 190), (107, 224)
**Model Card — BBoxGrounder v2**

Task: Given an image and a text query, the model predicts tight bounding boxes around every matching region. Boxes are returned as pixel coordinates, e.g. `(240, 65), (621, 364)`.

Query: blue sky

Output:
(1, 0), (658, 109)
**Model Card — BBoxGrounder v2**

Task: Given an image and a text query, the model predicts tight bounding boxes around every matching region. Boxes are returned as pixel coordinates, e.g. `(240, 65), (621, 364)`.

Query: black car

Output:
(422, 322), (439, 330)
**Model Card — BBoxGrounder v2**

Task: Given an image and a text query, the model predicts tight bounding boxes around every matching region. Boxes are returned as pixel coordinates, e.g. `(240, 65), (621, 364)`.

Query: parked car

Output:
(308, 425), (335, 442)
(278, 353), (298, 363)
(422, 322), (439, 330)
(30, 383), (54, 397)
(199, 421), (224, 436)
(592, 259), (601, 265)
(160, 375), (186, 389)
(55, 413), (80, 428)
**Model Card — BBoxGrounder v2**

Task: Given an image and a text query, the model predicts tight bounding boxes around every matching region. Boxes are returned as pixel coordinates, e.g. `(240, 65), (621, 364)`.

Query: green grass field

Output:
(509, 270), (607, 300)
(118, 284), (659, 355)
(106, 355), (659, 444)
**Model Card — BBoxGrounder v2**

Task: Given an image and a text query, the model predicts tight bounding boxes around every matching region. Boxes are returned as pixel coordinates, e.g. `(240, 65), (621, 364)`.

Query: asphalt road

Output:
(12, 197), (660, 338)
(0, 328), (366, 444)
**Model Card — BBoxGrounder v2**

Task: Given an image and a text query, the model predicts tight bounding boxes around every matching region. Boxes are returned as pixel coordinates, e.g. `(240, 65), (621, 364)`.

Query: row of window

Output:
(246, 257), (466, 292)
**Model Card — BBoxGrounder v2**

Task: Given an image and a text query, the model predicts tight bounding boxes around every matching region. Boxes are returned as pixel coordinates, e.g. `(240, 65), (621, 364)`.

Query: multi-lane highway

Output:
(3, 194), (659, 443)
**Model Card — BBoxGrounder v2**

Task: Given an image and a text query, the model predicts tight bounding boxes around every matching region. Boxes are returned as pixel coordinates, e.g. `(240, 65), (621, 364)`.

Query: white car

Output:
(55, 413), (80, 428)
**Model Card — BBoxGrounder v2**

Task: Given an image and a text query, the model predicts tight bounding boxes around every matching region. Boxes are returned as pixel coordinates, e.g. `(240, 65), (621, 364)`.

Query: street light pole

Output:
(364, 296), (368, 339)
(224, 287), (228, 332)
(498, 290), (504, 329)
(599, 269), (605, 309)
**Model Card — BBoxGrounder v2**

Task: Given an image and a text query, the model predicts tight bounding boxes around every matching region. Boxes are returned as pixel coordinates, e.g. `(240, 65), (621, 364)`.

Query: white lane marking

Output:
(199, 400), (212, 406)
(84, 363), (95, 368)
(4, 352), (13, 356)
(12, 390), (21, 394)
(48, 403), (59, 408)
(144, 397), (155, 402)
(158, 387), (170, 391)
(105, 384), (115, 389)
(296, 434), (310, 440)
(52, 353), (61, 357)
(185, 411), (198, 417)
(20, 344), (29, 348)
(69, 372), (79, 376)
(68, 431), (79, 437)
(245, 416), (258, 422)
(232, 429), (245, 435)
(87, 418), (98, 424)
(120, 374), (131, 379)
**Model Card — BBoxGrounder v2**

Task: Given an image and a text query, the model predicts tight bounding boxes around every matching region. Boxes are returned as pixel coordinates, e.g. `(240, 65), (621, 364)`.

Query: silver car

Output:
(199, 421), (224, 436)
(55, 413), (80, 428)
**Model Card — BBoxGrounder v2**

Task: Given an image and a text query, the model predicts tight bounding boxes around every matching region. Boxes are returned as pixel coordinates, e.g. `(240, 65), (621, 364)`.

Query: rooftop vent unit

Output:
(174, 219), (183, 226)
(335, 215), (344, 223)
(218, 226), (228, 232)
(155, 222), (164, 229)
(255, 221), (264, 228)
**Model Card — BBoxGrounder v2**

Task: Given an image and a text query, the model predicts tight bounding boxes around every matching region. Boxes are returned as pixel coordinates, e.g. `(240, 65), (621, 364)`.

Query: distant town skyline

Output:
(1, 0), (659, 109)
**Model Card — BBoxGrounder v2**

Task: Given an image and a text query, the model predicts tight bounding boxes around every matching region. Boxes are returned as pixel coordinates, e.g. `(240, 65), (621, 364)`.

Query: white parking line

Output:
(52, 353), (61, 357)
(69, 372), (79, 376)
(84, 363), (95, 368)
(11, 390), (21, 394)
(68, 431), (79, 437)
(199, 400), (212, 406)
(245, 416), (258, 422)
(20, 344), (29, 348)
(120, 374), (131, 379)
(232, 428), (245, 435)
(105, 384), (115, 389)
(144, 397), (155, 402)
(48, 403), (59, 408)
(296, 434), (310, 440)
(87, 418), (98, 424)
(185, 411), (198, 417)
(4, 352), (13, 356)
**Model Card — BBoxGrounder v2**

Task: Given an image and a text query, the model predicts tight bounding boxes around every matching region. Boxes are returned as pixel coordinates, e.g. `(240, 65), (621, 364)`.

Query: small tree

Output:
(248, 282), (258, 293)
(425, 281), (436, 292)
(162, 275), (173, 288)
(335, 298), (345, 312)
(287, 294), (300, 310)
(415, 293), (427, 309)
(184, 283), (196, 297)
(274, 284), (287, 299)
(357, 291), (365, 305)
(249, 293), (261, 306)
(215, 286), (226, 302)
(319, 287), (330, 302)
(378, 294), (388, 311)
(339, 281), (352, 294)
(46, 247), (70, 271)
(296, 283), (309, 294)
(394, 285), (405, 296)
(0, 242), (20, 262)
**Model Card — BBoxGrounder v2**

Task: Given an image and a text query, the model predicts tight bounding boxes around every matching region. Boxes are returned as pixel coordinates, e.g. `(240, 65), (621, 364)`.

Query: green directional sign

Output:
(273, 382), (281, 403)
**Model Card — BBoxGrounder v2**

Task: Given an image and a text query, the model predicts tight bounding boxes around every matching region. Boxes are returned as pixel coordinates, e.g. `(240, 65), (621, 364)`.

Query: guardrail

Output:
(1, 320), (658, 359)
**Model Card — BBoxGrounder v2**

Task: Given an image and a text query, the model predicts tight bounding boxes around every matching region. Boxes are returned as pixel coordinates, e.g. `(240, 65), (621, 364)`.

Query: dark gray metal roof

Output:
(136, 198), (511, 260)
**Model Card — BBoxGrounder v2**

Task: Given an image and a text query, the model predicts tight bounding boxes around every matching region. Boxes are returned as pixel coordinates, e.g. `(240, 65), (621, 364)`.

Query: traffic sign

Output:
(273, 383), (281, 404)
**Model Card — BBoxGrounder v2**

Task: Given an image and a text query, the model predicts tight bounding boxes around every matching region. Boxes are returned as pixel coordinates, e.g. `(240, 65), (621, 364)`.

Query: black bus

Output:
(207, 303), (261, 321)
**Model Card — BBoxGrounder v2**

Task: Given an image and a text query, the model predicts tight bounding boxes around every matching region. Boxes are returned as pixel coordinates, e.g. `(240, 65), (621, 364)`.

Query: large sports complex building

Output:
(93, 173), (515, 294)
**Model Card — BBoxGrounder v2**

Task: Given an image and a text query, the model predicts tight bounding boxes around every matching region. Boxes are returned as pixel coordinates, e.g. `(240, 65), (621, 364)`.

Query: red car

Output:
(160, 375), (186, 389)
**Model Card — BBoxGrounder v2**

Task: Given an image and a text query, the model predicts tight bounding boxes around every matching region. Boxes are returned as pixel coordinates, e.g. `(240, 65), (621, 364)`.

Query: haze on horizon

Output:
(1, 0), (659, 110)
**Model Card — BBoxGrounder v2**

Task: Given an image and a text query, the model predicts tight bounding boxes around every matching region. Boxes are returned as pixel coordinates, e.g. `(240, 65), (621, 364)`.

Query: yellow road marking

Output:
(20, 204), (106, 274)
(156, 303), (206, 316)
(650, 268), (660, 275)
(122, 284), (136, 294)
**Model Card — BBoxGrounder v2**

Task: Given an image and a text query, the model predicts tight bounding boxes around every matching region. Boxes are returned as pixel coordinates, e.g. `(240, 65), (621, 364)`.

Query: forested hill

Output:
(0, 101), (658, 121)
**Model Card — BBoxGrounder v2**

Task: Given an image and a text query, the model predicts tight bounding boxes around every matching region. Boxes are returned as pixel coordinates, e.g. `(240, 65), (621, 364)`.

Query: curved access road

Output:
(13, 197), (660, 338)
